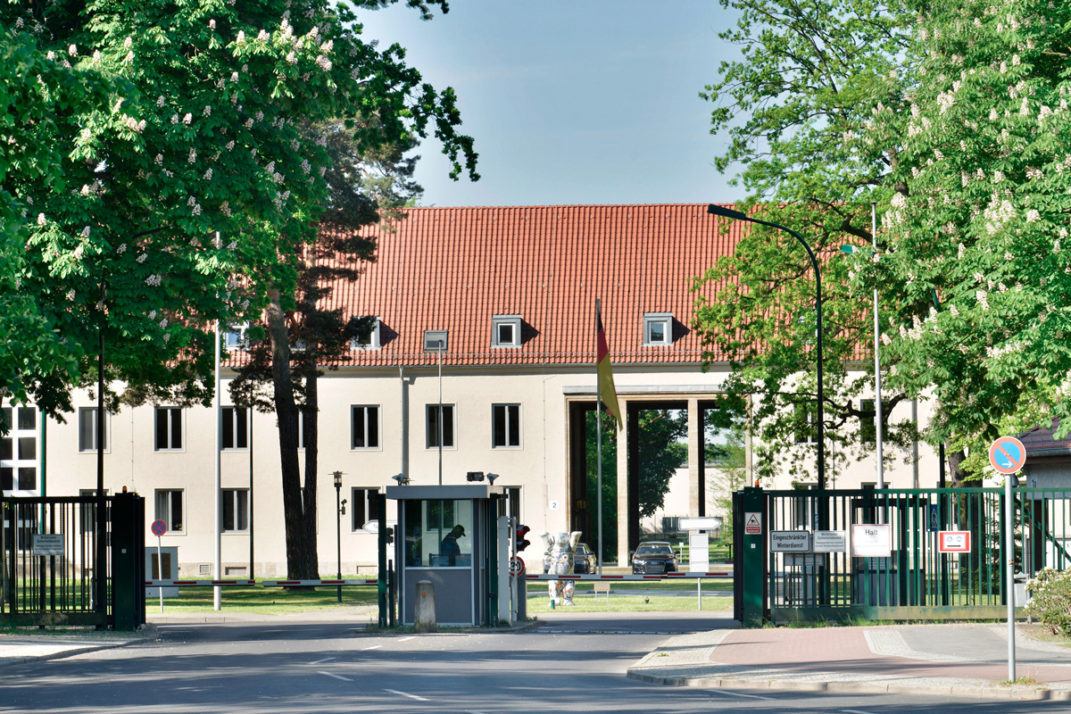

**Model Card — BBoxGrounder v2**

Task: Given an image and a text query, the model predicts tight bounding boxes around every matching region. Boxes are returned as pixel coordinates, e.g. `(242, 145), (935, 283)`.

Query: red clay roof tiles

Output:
(318, 203), (745, 368)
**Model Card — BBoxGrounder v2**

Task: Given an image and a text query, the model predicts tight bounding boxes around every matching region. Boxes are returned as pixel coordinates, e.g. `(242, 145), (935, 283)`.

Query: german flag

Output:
(596, 301), (622, 429)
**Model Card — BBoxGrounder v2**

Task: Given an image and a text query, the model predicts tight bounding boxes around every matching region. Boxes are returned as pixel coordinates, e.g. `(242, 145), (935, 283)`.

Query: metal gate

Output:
(1, 494), (145, 628)
(734, 487), (1071, 623)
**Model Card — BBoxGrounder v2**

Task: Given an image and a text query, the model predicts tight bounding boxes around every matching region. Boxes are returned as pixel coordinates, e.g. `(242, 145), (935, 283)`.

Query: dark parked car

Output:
(573, 543), (597, 574)
(631, 541), (678, 574)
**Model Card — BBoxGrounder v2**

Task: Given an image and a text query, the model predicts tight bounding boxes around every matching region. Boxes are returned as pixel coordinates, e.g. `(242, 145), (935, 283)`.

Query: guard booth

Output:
(386, 484), (507, 627)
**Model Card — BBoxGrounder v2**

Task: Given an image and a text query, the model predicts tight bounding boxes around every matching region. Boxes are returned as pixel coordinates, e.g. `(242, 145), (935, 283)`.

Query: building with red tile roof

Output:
(32, 203), (934, 578)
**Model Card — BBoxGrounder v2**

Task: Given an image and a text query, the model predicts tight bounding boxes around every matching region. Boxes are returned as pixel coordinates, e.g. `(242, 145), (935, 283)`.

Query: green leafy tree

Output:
(866, 0), (1071, 478)
(2, 1), (476, 421)
(694, 0), (920, 484)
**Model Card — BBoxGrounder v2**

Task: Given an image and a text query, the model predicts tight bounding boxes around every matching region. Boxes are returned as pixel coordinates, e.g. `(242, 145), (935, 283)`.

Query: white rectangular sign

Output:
(32, 533), (64, 557)
(689, 531), (710, 572)
(770, 530), (812, 552)
(679, 517), (722, 531)
(852, 524), (892, 557)
(813, 530), (847, 553)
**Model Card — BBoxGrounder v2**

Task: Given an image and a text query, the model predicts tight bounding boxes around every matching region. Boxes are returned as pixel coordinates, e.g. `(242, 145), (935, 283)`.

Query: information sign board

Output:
(851, 524), (892, 557)
(744, 512), (762, 535)
(938, 530), (971, 553)
(689, 531), (710, 572)
(812, 530), (847, 553)
(32, 533), (64, 557)
(770, 530), (811, 552)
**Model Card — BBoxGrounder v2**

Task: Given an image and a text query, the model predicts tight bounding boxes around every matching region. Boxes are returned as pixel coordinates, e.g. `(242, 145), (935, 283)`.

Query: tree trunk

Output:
(266, 290), (312, 579)
(948, 448), (968, 488)
(301, 371), (320, 579)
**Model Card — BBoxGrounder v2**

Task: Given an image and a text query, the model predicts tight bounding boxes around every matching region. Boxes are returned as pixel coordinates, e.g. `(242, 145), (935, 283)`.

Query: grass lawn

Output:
(147, 579), (731, 615)
(153, 583), (379, 614)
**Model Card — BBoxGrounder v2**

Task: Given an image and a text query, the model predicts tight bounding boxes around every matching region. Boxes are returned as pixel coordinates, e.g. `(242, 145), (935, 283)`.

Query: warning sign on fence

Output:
(744, 512), (762, 535)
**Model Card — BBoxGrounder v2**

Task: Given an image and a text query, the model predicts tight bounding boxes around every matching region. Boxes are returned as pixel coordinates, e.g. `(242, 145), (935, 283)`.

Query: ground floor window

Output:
(222, 489), (249, 532)
(154, 489), (184, 532)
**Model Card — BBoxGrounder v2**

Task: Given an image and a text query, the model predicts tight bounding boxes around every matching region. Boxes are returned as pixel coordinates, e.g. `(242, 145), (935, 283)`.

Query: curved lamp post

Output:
(707, 204), (826, 489)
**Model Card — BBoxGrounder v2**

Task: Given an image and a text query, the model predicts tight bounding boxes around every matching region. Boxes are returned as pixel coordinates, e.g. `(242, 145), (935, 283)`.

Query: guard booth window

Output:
(403, 499), (474, 567)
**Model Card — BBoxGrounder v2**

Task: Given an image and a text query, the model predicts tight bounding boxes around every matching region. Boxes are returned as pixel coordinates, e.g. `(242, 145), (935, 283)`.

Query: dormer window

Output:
(643, 313), (672, 347)
(492, 315), (521, 348)
(424, 330), (448, 352)
(223, 323), (249, 350)
(351, 317), (381, 351)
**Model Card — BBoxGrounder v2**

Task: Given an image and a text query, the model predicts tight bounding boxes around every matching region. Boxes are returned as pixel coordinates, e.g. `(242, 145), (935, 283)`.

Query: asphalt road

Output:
(1, 614), (1068, 713)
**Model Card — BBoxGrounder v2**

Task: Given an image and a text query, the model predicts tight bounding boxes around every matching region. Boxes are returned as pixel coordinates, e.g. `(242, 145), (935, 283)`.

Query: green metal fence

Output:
(763, 487), (1071, 622)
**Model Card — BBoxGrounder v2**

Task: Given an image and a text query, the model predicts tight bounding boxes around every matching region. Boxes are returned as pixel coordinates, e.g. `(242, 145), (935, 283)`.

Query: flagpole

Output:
(596, 299), (604, 577)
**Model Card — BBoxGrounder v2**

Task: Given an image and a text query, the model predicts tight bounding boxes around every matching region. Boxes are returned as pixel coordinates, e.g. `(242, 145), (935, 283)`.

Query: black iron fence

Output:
(1, 494), (144, 628)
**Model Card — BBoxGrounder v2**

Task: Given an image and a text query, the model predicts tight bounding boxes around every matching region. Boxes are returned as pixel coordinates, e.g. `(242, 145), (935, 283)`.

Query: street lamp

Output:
(333, 470), (345, 604)
(707, 204), (826, 489)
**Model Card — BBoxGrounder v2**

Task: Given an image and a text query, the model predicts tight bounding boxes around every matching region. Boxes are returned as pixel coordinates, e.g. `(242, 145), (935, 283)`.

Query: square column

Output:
(616, 400), (629, 566)
(687, 398), (701, 516)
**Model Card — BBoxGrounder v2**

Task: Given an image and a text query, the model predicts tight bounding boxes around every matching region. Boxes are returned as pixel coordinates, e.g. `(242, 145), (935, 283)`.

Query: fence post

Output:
(737, 486), (767, 627)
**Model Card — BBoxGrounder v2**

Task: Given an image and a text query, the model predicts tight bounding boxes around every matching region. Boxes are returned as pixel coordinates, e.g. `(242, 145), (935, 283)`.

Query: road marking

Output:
(319, 671), (352, 682)
(384, 688), (429, 702)
(839, 710), (876, 714)
(362, 645), (382, 651)
(398, 636), (415, 642)
(710, 689), (775, 701)
(307, 657), (335, 665)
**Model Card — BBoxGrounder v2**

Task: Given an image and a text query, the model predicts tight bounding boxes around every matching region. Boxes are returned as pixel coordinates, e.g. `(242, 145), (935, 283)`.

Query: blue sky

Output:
(358, 1), (746, 207)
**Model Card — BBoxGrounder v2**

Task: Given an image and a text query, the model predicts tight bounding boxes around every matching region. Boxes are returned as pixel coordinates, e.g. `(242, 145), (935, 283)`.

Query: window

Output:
(351, 317), (381, 350)
(504, 486), (521, 522)
(78, 407), (108, 452)
(222, 406), (249, 449)
(860, 399), (876, 445)
(351, 405), (380, 449)
(423, 330), (448, 352)
(793, 403), (817, 444)
(223, 323), (248, 350)
(492, 404), (521, 448)
(403, 499), (473, 567)
(1, 406), (37, 493)
(426, 404), (455, 448)
(351, 488), (383, 531)
(491, 315), (521, 348)
(222, 489), (249, 532)
(154, 407), (183, 450)
(155, 489), (184, 533)
(643, 313), (672, 346)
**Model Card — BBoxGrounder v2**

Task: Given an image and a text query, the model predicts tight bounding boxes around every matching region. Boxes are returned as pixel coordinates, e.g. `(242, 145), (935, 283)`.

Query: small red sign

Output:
(151, 520), (167, 537)
(938, 530), (971, 553)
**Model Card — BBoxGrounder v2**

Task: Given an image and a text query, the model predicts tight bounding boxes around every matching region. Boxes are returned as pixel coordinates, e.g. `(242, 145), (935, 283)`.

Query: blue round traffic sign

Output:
(989, 436), (1026, 475)
(151, 520), (167, 537)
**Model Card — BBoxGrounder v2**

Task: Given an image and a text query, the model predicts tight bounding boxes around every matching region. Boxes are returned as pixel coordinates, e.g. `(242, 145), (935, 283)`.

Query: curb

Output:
(626, 669), (1071, 702)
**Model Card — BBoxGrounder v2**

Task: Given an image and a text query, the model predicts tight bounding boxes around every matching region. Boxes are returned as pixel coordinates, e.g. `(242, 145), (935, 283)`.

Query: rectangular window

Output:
(154, 489), (184, 533)
(351, 317), (381, 350)
(492, 404), (521, 448)
(643, 312), (673, 346)
(426, 404), (455, 448)
(491, 315), (521, 348)
(1, 405), (38, 493)
(154, 407), (183, 450)
(222, 489), (249, 532)
(793, 403), (817, 445)
(222, 406), (249, 449)
(423, 330), (448, 352)
(78, 407), (108, 452)
(223, 323), (248, 350)
(351, 487), (383, 531)
(351, 405), (380, 449)
(860, 399), (876, 445)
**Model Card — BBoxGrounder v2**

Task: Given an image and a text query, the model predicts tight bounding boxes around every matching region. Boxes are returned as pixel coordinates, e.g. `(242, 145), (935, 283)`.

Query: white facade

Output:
(17, 364), (941, 577)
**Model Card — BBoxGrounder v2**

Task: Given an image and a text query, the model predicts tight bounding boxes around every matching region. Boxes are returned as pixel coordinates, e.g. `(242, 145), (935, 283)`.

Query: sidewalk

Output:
(628, 618), (1071, 701)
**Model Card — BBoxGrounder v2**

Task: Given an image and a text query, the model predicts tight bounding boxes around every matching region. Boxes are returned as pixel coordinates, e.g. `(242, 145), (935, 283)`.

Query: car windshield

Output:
(575, 545), (589, 555)
(636, 544), (673, 556)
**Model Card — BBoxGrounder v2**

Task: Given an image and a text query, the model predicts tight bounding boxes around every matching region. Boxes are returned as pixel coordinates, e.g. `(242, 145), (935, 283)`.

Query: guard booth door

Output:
(397, 497), (496, 626)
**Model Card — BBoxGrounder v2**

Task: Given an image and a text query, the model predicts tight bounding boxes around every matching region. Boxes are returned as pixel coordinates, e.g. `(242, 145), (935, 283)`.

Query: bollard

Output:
(414, 579), (437, 633)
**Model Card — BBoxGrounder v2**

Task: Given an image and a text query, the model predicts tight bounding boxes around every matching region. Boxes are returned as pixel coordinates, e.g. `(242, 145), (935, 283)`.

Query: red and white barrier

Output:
(144, 579), (256, 587)
(525, 571), (731, 581)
